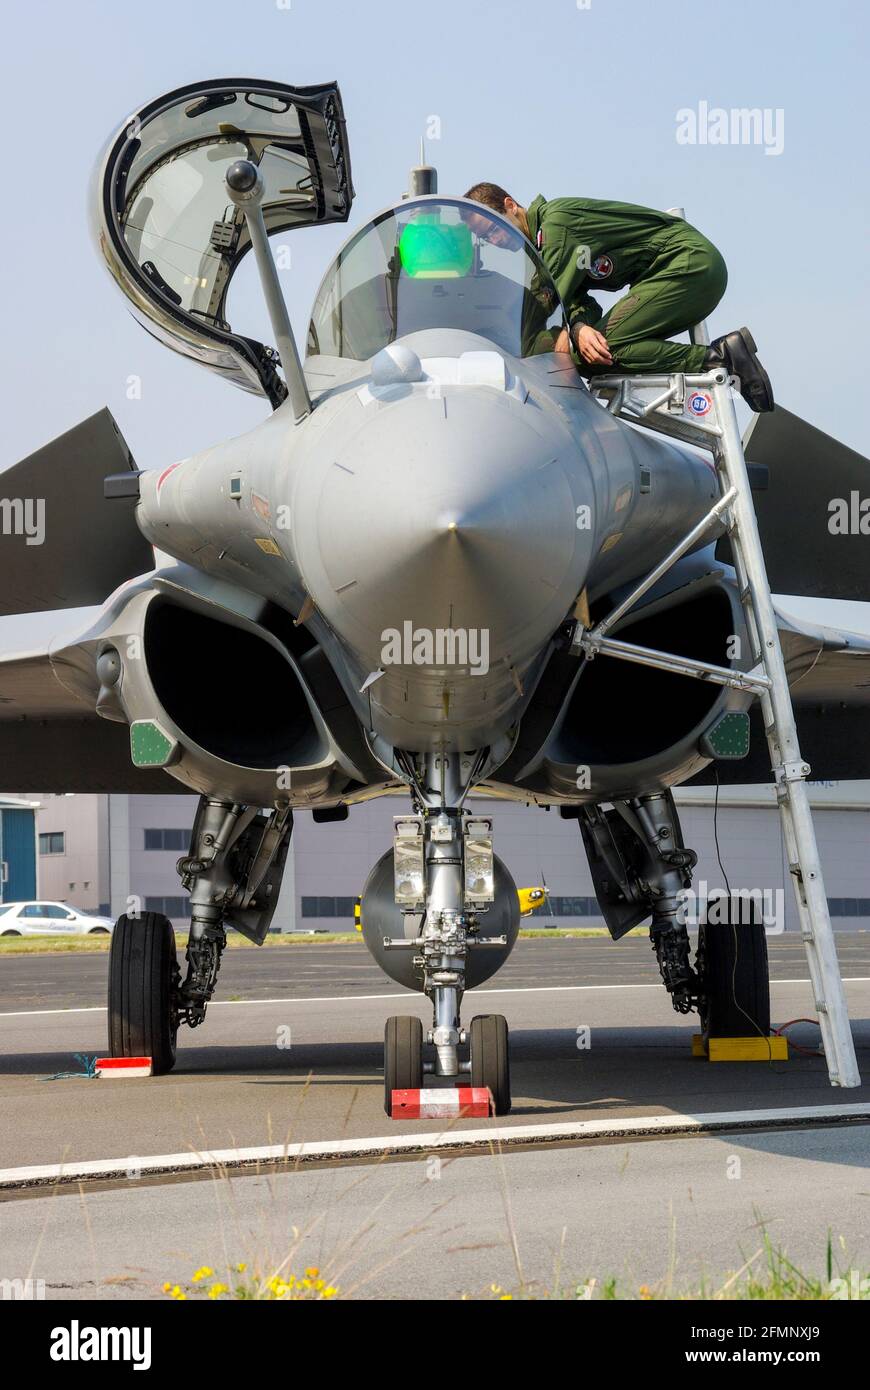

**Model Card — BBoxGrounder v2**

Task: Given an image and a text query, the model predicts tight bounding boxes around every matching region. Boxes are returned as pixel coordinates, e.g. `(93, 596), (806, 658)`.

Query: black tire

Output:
(470, 1014), (511, 1116)
(88, 927), (110, 935)
(698, 897), (770, 1039)
(384, 1015), (423, 1115)
(108, 913), (179, 1075)
(1, 929), (21, 937)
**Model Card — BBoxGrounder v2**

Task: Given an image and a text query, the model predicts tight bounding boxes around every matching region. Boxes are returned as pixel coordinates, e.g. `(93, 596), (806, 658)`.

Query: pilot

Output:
(462, 183), (774, 412)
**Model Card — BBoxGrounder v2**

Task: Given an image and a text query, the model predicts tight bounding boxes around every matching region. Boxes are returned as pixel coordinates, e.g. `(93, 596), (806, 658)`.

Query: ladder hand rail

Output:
(588, 486), (738, 642)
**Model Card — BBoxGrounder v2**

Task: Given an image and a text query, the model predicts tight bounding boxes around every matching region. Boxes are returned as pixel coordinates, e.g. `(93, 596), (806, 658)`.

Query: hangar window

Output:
(38, 832), (65, 856)
(145, 896), (191, 918)
(828, 897), (870, 917)
(301, 896), (356, 918)
(548, 897), (601, 917)
(144, 828), (189, 851)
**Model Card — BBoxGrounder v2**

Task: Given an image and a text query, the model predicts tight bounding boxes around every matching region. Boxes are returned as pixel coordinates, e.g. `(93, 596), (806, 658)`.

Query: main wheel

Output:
(108, 913), (180, 1075)
(470, 1014), (511, 1115)
(384, 1015), (423, 1115)
(698, 897), (770, 1039)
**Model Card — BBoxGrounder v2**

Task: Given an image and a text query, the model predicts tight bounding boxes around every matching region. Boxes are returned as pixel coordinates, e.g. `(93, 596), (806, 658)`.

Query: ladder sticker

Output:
(687, 390), (713, 417)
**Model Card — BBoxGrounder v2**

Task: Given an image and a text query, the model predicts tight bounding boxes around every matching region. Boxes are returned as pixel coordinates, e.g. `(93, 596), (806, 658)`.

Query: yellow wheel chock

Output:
(692, 1033), (788, 1062)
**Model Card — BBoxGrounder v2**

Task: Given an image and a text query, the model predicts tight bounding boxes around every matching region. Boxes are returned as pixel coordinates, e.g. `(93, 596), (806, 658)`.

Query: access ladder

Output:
(581, 363), (860, 1088)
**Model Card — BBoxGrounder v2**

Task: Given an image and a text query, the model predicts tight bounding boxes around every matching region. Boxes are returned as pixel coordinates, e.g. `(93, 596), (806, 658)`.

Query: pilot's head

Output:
(462, 183), (528, 247)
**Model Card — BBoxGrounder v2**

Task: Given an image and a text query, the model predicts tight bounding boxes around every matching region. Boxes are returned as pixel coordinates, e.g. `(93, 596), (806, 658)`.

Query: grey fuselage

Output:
(137, 330), (718, 756)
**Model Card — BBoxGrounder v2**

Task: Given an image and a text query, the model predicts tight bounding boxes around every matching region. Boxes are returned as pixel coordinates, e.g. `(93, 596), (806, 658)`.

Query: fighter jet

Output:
(2, 78), (867, 1112)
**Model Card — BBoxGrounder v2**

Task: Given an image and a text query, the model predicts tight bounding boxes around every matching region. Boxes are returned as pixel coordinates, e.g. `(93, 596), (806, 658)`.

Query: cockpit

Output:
(94, 80), (566, 404)
(307, 198), (566, 362)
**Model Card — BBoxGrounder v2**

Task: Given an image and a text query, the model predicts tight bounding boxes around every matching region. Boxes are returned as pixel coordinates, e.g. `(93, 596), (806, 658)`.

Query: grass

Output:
(0, 926), (640, 955)
(163, 1225), (868, 1301)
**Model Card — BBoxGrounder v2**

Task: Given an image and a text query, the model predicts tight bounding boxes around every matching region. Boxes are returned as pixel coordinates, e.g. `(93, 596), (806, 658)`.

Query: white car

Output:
(0, 901), (115, 936)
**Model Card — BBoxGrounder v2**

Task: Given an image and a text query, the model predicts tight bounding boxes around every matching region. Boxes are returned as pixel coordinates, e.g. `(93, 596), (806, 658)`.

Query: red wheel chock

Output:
(95, 1057), (154, 1078)
(390, 1087), (491, 1119)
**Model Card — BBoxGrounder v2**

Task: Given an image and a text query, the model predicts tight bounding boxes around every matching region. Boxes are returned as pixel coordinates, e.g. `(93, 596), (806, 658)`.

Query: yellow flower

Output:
(162, 1282), (172, 1294)
(191, 1266), (213, 1283)
(170, 1285), (186, 1300)
(323, 1286), (338, 1299)
(499, 1294), (513, 1301)
(236, 1263), (247, 1274)
(305, 1266), (319, 1279)
(208, 1283), (229, 1300)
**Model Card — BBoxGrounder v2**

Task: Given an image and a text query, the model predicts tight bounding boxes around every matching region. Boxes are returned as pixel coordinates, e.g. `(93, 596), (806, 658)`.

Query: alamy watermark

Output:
(0, 497), (45, 546)
(676, 102), (785, 156)
(677, 882), (785, 934)
(381, 622), (490, 675)
(0, 1277), (45, 1300)
(828, 491), (870, 534)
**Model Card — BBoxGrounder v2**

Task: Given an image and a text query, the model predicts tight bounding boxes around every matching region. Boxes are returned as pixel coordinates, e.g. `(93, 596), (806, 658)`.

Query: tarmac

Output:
(0, 936), (867, 1298)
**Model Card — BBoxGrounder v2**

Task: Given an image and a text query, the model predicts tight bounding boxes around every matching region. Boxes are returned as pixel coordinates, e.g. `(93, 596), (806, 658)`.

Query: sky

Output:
(1, 0), (868, 472)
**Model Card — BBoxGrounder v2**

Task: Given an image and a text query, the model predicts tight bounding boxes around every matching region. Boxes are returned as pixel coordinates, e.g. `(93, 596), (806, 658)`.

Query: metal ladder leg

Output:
(711, 377), (860, 1087)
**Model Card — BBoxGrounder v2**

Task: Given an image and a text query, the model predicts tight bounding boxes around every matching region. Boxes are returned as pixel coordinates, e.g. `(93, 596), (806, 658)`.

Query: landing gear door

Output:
(93, 79), (354, 407)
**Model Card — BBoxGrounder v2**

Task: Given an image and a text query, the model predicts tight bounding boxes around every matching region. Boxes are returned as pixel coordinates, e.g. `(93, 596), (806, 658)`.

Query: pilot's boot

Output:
(704, 327), (775, 413)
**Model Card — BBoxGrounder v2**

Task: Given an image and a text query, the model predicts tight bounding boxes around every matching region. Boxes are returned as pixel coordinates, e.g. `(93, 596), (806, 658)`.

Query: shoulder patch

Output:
(588, 253), (614, 280)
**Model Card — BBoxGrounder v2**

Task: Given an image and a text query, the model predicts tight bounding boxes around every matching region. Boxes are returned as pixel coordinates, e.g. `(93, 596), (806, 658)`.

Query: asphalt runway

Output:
(1, 936), (868, 1298)
(3, 1127), (868, 1301)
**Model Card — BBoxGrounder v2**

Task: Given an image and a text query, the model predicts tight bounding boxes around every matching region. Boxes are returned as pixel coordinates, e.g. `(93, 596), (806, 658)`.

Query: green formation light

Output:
(130, 720), (178, 768)
(699, 711), (751, 760)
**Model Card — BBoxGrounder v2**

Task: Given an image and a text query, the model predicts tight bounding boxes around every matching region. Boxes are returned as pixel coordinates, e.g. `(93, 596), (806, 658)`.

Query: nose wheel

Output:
(384, 1015), (424, 1114)
(470, 1013), (511, 1115)
(384, 1012), (512, 1116)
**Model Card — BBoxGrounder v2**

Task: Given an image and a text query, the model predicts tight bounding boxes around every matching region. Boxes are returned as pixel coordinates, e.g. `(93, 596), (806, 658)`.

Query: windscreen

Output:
(307, 198), (565, 360)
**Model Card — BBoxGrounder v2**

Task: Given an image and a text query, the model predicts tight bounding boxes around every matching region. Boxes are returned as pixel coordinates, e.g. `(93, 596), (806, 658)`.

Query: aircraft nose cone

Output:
(295, 389), (592, 664)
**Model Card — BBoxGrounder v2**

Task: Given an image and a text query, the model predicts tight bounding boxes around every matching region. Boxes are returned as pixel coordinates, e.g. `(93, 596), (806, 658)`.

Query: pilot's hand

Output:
(573, 324), (613, 366)
(553, 327), (572, 353)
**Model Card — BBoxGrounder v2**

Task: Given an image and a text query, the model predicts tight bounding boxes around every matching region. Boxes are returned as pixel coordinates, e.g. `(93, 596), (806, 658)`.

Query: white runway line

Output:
(2, 977), (869, 1019)
(1, 1102), (868, 1190)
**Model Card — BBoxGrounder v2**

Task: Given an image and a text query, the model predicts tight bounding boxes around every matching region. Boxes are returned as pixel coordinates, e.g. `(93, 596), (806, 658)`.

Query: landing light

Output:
(393, 816), (425, 907)
(464, 817), (494, 904)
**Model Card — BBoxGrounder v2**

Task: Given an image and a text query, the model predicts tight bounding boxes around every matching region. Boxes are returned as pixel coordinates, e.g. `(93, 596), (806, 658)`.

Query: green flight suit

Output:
(526, 195), (727, 373)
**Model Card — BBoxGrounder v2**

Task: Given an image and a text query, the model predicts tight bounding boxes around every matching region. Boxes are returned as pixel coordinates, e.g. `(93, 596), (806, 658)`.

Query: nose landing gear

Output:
(384, 1008), (511, 1117)
(382, 752), (513, 1118)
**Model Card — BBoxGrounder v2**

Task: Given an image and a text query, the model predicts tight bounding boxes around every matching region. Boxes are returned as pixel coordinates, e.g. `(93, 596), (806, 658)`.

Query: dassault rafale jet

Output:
(3, 79), (867, 1113)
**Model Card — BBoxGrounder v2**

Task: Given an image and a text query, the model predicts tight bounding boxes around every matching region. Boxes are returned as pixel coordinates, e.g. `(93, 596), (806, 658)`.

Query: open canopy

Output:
(94, 78), (354, 406)
(307, 198), (566, 361)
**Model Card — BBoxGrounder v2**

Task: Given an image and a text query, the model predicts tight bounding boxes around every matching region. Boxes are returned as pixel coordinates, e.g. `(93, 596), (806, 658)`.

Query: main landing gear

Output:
(579, 790), (771, 1038)
(107, 796), (293, 1073)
